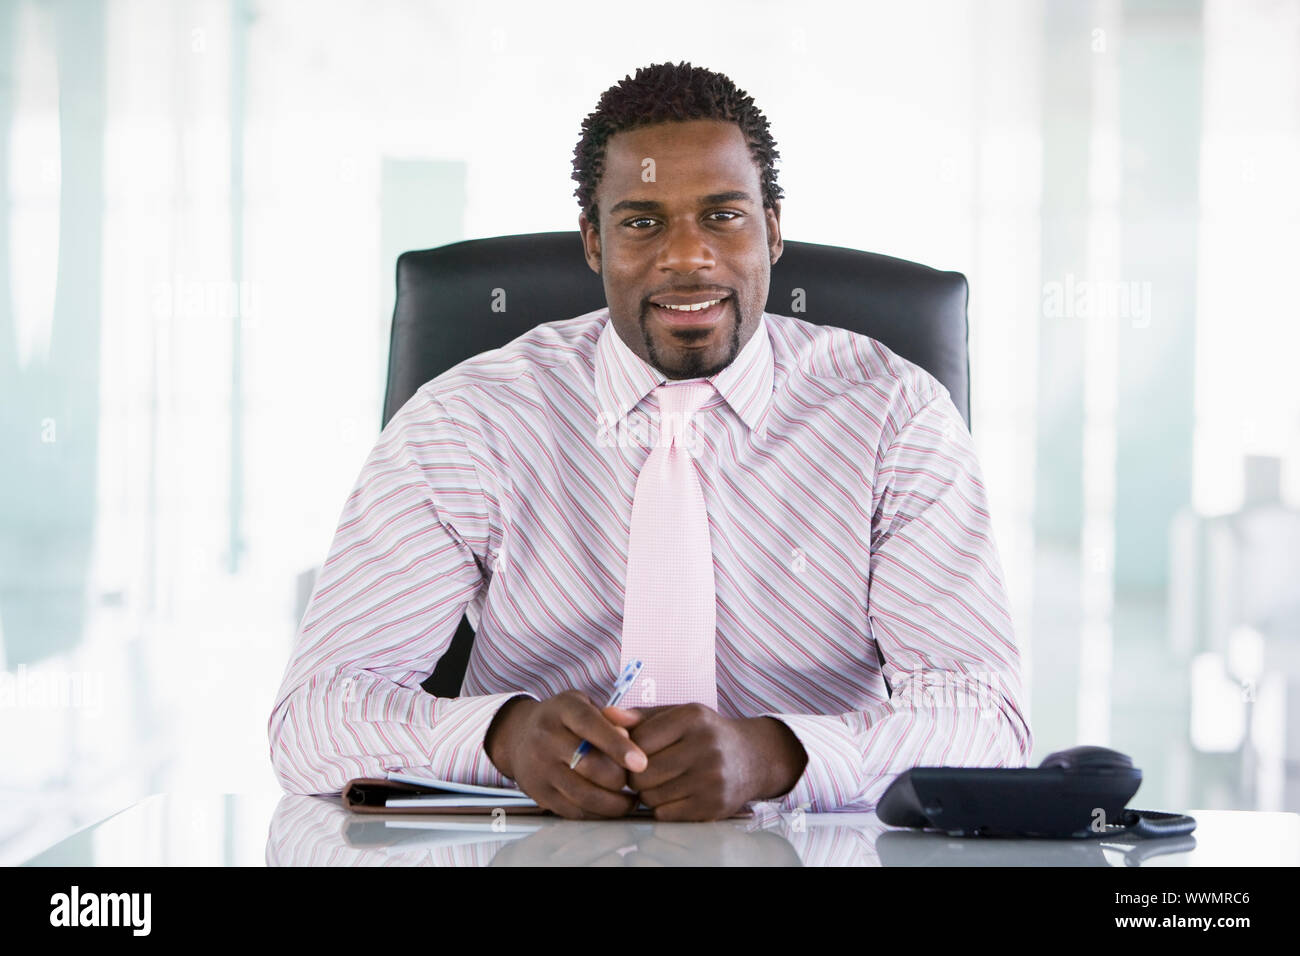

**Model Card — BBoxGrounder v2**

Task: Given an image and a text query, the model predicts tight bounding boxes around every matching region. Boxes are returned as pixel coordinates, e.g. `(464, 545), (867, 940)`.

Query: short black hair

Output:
(572, 61), (783, 232)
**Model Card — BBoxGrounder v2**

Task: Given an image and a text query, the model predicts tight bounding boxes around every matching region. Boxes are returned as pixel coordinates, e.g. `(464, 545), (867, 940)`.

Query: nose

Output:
(656, 219), (717, 275)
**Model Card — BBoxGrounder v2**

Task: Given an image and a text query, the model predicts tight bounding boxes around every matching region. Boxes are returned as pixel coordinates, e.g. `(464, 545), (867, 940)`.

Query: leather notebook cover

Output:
(342, 777), (753, 818)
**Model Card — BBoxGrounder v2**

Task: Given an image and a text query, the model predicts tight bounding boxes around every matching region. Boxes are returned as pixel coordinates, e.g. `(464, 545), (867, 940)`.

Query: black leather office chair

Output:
(382, 231), (970, 697)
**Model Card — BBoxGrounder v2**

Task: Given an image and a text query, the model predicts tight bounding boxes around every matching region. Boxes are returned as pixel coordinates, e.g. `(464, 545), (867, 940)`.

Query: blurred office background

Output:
(3, 0), (1299, 863)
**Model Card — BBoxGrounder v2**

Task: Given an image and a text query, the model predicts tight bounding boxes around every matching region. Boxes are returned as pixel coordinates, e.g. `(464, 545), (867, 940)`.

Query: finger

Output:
(546, 721), (633, 789)
(551, 767), (640, 819)
(618, 704), (673, 721)
(569, 746), (631, 793)
(562, 700), (648, 772)
(602, 705), (644, 729)
(627, 703), (708, 755)
(650, 796), (725, 822)
(638, 770), (698, 811)
(535, 781), (589, 820)
(629, 738), (694, 794)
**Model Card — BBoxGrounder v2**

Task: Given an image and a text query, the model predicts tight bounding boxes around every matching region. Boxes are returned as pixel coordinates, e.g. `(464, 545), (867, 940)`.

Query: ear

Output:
(766, 201), (783, 266)
(579, 212), (602, 276)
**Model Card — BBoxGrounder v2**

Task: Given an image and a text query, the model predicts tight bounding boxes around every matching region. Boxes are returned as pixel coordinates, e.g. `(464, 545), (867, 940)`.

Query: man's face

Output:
(579, 118), (782, 379)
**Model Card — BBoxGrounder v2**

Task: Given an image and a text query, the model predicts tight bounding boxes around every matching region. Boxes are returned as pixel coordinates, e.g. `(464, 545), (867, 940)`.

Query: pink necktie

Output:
(620, 381), (718, 711)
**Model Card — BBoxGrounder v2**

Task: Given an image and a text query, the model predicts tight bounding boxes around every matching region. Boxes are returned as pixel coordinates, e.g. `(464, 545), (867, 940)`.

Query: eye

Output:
(621, 211), (743, 230)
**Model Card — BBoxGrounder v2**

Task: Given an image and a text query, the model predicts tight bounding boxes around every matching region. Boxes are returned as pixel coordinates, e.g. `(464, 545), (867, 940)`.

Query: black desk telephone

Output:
(877, 745), (1197, 839)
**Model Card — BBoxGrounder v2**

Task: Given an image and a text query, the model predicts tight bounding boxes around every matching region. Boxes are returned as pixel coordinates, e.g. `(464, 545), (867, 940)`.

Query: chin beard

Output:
(642, 302), (742, 379)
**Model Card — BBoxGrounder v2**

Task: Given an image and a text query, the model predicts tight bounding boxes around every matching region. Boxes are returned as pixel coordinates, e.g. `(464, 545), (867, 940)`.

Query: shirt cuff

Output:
(755, 712), (872, 813)
(389, 690), (540, 789)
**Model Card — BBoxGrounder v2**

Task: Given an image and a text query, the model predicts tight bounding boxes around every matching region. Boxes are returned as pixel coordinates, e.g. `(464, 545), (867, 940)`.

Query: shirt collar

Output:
(594, 309), (775, 441)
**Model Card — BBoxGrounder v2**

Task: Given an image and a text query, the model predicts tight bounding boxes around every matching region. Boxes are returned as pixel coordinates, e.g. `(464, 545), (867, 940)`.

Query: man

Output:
(268, 61), (1032, 821)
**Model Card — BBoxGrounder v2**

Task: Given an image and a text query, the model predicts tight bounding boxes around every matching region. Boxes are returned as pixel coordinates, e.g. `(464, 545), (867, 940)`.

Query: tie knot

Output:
(655, 381), (713, 417)
(653, 381), (713, 448)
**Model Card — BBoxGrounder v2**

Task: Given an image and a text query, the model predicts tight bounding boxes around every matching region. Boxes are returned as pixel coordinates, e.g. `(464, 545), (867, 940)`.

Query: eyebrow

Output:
(607, 191), (755, 217)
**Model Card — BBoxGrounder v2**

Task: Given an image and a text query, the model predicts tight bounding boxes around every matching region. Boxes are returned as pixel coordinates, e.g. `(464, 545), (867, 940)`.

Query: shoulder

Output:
(408, 308), (607, 415)
(763, 310), (950, 414)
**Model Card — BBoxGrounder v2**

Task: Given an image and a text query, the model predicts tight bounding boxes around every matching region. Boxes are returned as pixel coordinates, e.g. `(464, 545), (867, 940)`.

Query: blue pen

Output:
(568, 660), (644, 770)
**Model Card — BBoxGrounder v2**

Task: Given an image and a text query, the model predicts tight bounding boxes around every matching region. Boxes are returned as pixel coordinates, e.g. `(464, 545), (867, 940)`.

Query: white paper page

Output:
(385, 794), (540, 809)
(385, 770), (527, 797)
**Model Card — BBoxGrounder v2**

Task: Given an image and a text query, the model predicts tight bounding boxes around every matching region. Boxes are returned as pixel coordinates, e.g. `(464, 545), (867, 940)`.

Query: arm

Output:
(267, 393), (535, 795)
(758, 391), (1033, 812)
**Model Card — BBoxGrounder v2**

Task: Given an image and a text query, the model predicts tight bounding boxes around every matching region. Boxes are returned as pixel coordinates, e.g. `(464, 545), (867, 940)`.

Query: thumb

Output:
(602, 705), (644, 728)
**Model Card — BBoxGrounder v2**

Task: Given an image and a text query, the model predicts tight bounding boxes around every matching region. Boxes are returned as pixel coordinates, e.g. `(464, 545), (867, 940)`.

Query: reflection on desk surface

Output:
(19, 793), (1300, 867)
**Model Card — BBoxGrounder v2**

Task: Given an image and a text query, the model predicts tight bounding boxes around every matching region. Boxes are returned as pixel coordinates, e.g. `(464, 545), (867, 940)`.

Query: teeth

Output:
(657, 298), (722, 312)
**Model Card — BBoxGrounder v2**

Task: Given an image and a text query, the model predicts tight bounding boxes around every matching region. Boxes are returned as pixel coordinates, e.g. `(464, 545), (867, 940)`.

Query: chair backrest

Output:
(384, 231), (970, 429)
(383, 231), (971, 697)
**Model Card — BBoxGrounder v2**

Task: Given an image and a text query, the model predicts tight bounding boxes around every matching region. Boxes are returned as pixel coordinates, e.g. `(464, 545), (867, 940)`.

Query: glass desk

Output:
(19, 792), (1300, 866)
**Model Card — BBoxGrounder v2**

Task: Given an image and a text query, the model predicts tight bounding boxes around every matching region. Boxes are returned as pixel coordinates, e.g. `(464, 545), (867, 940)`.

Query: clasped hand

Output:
(607, 702), (768, 821)
(487, 691), (787, 822)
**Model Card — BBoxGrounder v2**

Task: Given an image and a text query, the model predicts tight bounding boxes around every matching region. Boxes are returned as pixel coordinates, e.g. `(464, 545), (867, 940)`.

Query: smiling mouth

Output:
(648, 296), (730, 328)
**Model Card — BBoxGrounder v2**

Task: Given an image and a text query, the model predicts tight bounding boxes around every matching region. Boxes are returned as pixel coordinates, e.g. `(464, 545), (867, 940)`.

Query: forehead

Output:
(598, 119), (760, 205)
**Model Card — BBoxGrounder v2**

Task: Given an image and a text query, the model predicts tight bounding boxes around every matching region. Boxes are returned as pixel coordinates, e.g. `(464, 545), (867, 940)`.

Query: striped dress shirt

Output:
(268, 307), (1033, 812)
